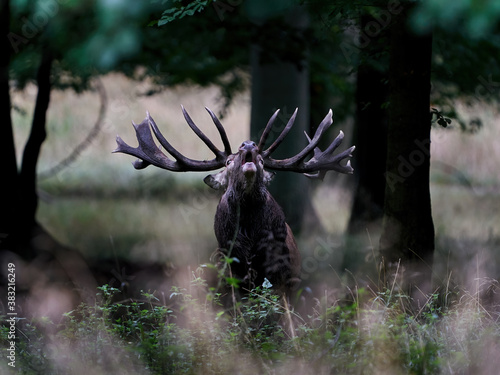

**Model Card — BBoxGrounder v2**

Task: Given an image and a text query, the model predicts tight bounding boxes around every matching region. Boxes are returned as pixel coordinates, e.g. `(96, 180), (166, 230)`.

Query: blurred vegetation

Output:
(3, 276), (500, 374)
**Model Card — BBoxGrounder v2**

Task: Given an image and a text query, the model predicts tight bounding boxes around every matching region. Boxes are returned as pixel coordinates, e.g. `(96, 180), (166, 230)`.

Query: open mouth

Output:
(242, 151), (256, 165)
(241, 150), (258, 176)
(242, 152), (255, 164)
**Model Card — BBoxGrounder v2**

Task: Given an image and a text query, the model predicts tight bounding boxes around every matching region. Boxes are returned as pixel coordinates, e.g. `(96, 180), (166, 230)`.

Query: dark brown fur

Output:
(205, 141), (301, 294)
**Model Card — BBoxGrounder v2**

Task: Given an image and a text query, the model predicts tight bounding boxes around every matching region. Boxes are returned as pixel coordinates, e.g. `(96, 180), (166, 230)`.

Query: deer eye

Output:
(226, 159), (233, 166)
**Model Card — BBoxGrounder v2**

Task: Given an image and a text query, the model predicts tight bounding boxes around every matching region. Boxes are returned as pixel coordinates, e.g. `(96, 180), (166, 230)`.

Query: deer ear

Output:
(204, 170), (228, 190)
(263, 170), (275, 185)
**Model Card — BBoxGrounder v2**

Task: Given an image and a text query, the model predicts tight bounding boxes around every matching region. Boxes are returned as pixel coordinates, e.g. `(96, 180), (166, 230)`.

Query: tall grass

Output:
(2, 269), (500, 375)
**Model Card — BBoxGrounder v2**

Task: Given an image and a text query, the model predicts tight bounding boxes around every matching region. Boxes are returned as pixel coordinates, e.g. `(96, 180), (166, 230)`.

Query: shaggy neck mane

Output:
(225, 178), (268, 206)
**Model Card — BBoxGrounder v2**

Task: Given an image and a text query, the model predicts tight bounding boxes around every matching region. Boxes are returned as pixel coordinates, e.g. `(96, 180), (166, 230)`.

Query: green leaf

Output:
(225, 277), (240, 287)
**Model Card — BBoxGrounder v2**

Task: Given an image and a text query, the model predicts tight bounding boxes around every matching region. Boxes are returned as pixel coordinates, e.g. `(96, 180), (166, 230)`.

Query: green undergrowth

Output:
(2, 272), (500, 375)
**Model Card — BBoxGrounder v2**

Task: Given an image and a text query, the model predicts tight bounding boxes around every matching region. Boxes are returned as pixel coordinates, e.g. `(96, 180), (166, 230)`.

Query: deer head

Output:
(114, 106), (355, 295)
(203, 140), (274, 195)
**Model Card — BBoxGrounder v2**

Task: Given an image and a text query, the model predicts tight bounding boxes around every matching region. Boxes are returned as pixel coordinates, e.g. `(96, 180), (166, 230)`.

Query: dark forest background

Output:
(1, 1), (500, 373)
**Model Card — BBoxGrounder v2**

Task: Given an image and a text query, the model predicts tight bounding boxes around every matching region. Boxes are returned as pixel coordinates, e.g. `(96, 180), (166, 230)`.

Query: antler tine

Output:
(204, 107), (232, 156)
(114, 117), (179, 170)
(262, 107), (298, 158)
(264, 109), (333, 168)
(148, 112), (189, 162)
(115, 135), (151, 170)
(257, 109), (280, 151)
(302, 132), (325, 180)
(262, 109), (355, 177)
(181, 105), (226, 160)
(114, 109), (231, 172)
(303, 131), (356, 179)
(291, 109), (334, 162)
(324, 129), (346, 155)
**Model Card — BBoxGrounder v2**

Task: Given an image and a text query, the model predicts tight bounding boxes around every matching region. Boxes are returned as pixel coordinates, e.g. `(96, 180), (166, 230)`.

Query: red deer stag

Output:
(114, 106), (355, 296)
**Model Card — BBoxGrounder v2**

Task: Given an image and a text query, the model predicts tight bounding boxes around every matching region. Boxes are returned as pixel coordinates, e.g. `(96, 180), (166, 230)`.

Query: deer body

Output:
(205, 141), (301, 291)
(114, 107), (355, 297)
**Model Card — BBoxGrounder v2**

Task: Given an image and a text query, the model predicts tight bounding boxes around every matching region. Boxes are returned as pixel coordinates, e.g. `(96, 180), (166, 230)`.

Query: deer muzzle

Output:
(239, 141), (260, 176)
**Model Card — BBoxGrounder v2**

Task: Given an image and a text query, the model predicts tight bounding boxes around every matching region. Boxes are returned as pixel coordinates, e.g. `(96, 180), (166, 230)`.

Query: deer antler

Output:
(113, 106), (232, 171)
(258, 108), (355, 179)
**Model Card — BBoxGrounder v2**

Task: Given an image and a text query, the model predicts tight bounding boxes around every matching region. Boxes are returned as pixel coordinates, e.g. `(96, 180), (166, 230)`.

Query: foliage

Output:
(157, 0), (210, 26)
(8, 0), (248, 109)
(431, 107), (452, 128)
(9, 0), (152, 91)
(412, 0), (500, 38)
(3, 274), (500, 374)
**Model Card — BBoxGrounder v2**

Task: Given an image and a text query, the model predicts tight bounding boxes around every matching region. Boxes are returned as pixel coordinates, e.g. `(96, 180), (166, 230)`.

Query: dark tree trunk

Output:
(379, 6), (434, 297)
(249, 8), (312, 234)
(0, 3), (55, 259)
(347, 12), (388, 236)
(19, 49), (53, 230)
(0, 0), (20, 247)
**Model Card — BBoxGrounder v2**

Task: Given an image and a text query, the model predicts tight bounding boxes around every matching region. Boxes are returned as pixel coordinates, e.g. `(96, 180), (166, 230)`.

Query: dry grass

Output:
(431, 101), (500, 187)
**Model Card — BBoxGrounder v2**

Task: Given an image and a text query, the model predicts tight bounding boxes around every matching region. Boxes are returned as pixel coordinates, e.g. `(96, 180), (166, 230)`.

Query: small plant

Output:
(229, 279), (289, 357)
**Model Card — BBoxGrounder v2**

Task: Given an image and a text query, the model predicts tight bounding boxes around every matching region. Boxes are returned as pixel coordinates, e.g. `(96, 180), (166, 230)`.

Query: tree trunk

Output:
(0, 0), (20, 248)
(19, 49), (53, 230)
(379, 6), (434, 298)
(347, 12), (388, 236)
(249, 9), (312, 234)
